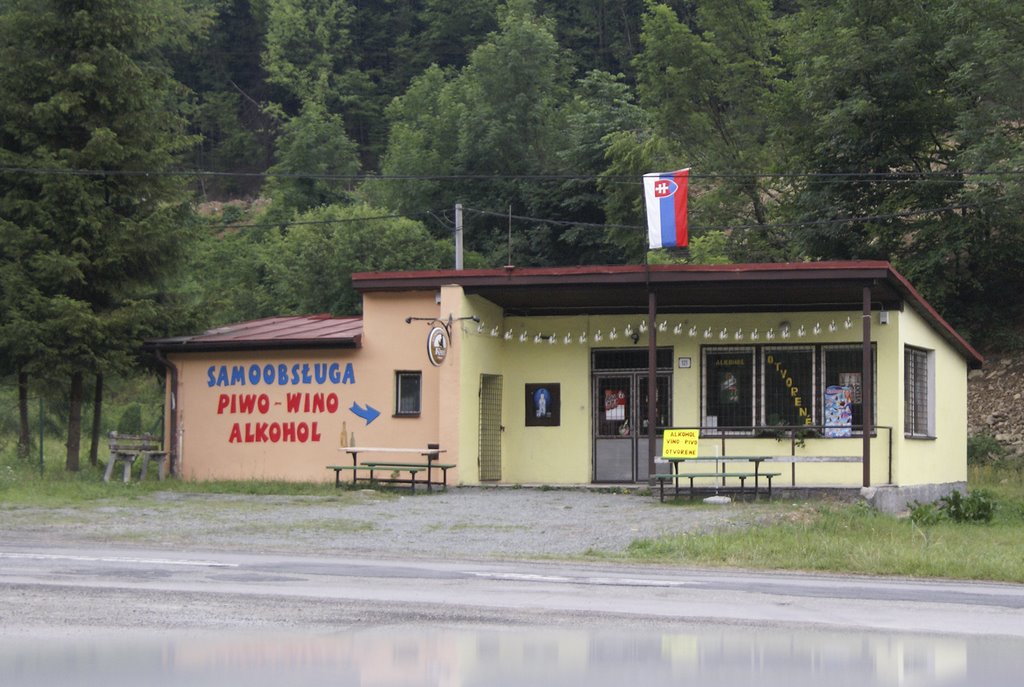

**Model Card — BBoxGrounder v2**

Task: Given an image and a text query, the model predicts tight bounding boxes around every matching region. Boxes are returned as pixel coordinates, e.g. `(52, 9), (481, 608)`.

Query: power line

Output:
(199, 202), (982, 235)
(463, 207), (643, 230)
(462, 203), (979, 233)
(2, 165), (1022, 184)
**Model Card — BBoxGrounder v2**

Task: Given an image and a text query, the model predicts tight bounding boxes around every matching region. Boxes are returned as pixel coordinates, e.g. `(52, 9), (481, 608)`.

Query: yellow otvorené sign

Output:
(662, 429), (699, 458)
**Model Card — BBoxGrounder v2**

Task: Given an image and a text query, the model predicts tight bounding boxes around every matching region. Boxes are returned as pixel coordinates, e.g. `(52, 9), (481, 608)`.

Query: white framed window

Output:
(395, 371), (422, 416)
(904, 346), (934, 438)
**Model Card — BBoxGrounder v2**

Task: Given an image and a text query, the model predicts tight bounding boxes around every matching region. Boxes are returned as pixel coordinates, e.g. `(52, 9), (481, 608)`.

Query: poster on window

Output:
(604, 389), (626, 421)
(824, 385), (853, 437)
(839, 372), (862, 404)
(525, 383), (560, 427)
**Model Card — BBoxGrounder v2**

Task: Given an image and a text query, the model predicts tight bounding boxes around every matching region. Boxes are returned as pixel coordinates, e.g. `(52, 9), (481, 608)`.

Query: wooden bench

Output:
(653, 470), (780, 502)
(104, 432), (168, 483)
(657, 456), (779, 502)
(328, 445), (453, 492)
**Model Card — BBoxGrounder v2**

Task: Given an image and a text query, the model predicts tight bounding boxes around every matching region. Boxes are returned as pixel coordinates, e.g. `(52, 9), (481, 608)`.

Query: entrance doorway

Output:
(478, 374), (503, 481)
(592, 349), (672, 483)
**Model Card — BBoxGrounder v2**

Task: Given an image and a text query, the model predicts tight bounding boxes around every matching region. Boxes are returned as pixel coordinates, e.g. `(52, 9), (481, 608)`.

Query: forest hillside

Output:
(2, 1), (1022, 468)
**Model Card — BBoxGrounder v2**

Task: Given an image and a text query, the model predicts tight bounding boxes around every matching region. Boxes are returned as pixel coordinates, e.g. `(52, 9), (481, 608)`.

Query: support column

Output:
(862, 286), (873, 487)
(648, 290), (658, 482)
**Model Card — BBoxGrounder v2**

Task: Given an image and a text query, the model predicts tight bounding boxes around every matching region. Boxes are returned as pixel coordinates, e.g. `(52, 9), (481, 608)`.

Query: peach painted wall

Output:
(168, 291), (445, 482)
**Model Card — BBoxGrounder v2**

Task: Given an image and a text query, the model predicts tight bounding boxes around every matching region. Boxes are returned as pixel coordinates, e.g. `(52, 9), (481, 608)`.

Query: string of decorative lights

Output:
(464, 316), (859, 345)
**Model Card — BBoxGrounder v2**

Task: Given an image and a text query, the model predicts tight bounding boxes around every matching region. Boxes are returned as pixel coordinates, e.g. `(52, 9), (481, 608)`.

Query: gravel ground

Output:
(3, 486), (781, 559)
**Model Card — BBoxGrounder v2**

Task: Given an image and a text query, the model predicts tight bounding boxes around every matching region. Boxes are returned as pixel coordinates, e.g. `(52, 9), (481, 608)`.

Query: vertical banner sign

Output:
(661, 429), (699, 459)
(643, 169), (689, 249)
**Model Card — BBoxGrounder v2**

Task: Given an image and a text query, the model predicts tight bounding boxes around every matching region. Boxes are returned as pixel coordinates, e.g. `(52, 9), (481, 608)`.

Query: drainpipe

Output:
(153, 349), (180, 477)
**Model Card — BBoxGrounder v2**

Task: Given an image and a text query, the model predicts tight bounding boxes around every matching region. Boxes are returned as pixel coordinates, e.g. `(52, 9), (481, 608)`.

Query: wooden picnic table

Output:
(655, 456), (780, 502)
(329, 446), (452, 492)
(104, 432), (168, 483)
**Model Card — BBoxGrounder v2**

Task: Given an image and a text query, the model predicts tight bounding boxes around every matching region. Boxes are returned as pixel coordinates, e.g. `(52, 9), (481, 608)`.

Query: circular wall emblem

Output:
(427, 326), (449, 366)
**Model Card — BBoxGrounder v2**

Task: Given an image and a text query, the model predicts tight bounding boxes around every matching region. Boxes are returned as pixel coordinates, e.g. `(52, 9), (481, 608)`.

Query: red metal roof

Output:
(147, 314), (362, 352)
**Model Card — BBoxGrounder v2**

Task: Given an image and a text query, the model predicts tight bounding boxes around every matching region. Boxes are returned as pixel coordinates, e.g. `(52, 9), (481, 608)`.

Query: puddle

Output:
(3, 623), (1019, 686)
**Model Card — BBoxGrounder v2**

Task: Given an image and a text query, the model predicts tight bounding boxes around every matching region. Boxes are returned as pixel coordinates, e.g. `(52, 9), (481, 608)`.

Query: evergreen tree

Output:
(0, 0), (206, 470)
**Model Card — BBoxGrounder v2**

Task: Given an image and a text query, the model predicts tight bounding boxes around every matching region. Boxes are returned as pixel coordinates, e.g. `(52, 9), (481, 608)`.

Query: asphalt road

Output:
(5, 489), (1024, 685)
(2, 543), (1023, 638)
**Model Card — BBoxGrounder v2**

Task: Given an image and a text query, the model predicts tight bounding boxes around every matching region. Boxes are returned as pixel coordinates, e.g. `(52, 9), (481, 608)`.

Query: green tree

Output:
(547, 69), (647, 264)
(631, 0), (792, 262)
(177, 218), (281, 328)
(937, 0), (1024, 344)
(364, 64), (460, 219)
(262, 0), (365, 190)
(264, 103), (360, 212)
(416, 0), (500, 69)
(777, 0), (960, 262)
(181, 0), (274, 199)
(0, 0), (206, 470)
(373, 0), (589, 266)
(537, 0), (650, 77)
(267, 204), (453, 315)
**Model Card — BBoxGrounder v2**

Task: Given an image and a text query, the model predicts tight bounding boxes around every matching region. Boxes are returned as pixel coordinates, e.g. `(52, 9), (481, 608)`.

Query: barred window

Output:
(700, 343), (876, 435)
(821, 345), (876, 434)
(905, 347), (933, 437)
(762, 347), (815, 428)
(395, 371), (421, 416)
(702, 347), (754, 431)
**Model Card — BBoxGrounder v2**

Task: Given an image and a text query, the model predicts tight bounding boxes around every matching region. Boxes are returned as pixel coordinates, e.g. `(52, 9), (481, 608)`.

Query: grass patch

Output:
(445, 522), (527, 532)
(623, 466), (1024, 582)
(0, 449), (377, 507)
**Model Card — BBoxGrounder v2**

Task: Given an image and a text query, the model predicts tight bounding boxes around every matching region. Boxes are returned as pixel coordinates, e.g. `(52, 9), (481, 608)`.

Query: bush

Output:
(908, 489), (998, 525)
(940, 489), (997, 523)
(116, 403), (143, 434)
(908, 500), (943, 526)
(967, 432), (1012, 466)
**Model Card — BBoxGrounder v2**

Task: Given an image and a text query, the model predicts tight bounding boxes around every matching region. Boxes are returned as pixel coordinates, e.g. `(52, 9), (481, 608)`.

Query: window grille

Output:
(762, 347), (815, 427)
(702, 347), (755, 431)
(395, 371), (421, 416)
(698, 343), (877, 434)
(821, 345), (876, 433)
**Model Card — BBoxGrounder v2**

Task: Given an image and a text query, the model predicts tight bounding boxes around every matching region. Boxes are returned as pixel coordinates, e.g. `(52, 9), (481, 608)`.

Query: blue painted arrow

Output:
(350, 402), (381, 425)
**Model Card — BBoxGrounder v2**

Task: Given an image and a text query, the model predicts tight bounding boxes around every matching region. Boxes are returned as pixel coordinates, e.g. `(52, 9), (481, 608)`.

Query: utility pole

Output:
(455, 203), (464, 270)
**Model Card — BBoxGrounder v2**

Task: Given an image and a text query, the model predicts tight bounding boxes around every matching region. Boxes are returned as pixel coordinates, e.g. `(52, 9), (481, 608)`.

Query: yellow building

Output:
(147, 261), (983, 509)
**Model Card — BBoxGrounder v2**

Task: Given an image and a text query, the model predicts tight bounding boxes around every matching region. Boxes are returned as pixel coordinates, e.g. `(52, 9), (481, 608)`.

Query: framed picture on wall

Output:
(525, 383), (560, 427)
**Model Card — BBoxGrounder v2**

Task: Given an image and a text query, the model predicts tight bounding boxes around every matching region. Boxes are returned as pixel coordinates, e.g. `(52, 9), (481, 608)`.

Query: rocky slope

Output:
(968, 352), (1024, 454)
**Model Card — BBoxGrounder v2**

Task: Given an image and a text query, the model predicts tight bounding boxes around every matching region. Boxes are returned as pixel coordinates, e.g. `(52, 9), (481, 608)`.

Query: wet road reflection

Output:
(4, 623), (1022, 686)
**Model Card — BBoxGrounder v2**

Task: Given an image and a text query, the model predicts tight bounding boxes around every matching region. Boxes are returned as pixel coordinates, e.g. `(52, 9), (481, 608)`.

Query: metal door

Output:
(478, 374), (503, 481)
(594, 375), (634, 481)
(593, 368), (671, 483)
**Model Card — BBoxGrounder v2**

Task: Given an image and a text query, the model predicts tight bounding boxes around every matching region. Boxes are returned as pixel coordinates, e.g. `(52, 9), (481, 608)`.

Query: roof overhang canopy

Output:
(354, 261), (983, 368)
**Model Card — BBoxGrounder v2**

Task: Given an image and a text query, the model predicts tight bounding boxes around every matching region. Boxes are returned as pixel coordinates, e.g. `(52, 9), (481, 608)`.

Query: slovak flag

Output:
(643, 169), (689, 249)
